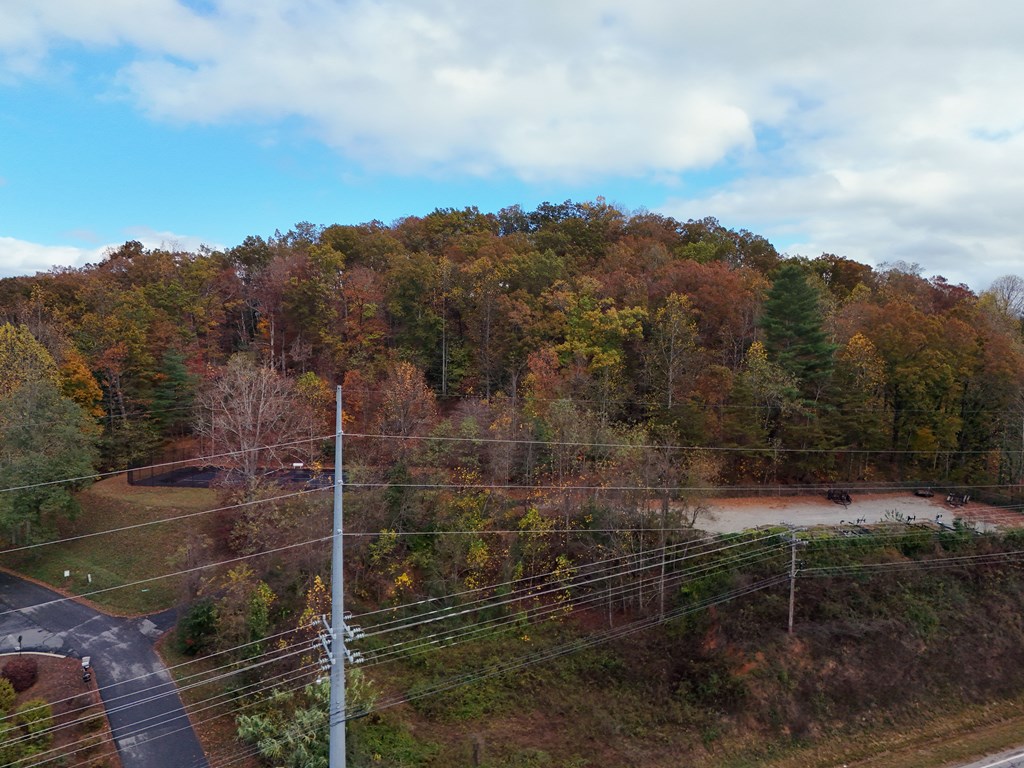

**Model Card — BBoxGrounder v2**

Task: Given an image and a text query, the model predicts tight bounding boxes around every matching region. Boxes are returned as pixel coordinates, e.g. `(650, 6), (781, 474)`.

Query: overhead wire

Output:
(13, 662), (323, 768)
(5, 421), (1024, 498)
(359, 542), (786, 656)
(18, 522), (1022, 765)
(0, 426), (1019, 760)
(0, 484), (332, 556)
(0, 636), (318, 748)
(360, 547), (788, 669)
(0, 620), (317, 728)
(0, 432), (334, 495)
(353, 572), (790, 721)
(355, 533), (785, 638)
(202, 571), (791, 768)
(0, 534), (332, 621)
(1, 521), (962, 737)
(7, 532), (784, 759)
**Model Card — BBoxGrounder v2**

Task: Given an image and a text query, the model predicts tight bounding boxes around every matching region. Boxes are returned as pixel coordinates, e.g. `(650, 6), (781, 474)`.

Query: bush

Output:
(0, 678), (14, 713)
(15, 698), (54, 752)
(176, 598), (218, 655)
(2, 657), (38, 692)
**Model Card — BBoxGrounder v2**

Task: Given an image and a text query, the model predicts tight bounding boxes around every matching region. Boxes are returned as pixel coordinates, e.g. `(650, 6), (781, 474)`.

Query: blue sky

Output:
(2, 1), (1022, 290)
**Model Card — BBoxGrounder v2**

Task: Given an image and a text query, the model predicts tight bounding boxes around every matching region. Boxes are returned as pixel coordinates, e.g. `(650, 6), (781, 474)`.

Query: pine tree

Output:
(760, 264), (836, 399)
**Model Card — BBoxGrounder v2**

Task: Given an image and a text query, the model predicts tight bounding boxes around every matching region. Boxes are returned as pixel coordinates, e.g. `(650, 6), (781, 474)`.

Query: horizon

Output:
(2, 2), (1022, 290)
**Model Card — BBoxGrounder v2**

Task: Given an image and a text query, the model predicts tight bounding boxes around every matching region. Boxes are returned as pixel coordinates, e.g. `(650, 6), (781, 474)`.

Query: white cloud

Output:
(3, 1), (1024, 287)
(0, 230), (219, 278)
(0, 238), (108, 277)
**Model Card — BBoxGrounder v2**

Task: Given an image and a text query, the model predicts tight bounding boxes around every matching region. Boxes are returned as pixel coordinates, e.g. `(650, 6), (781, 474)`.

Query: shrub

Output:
(0, 678), (15, 713)
(16, 698), (52, 733)
(2, 657), (38, 692)
(176, 598), (218, 655)
(15, 698), (53, 752)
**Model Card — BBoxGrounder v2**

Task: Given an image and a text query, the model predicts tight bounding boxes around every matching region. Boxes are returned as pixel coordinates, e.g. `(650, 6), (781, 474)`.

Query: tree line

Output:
(2, 199), (1024, 538)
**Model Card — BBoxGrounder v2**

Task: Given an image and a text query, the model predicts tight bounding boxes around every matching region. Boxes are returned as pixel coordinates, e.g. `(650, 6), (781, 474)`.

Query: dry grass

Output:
(740, 697), (1024, 768)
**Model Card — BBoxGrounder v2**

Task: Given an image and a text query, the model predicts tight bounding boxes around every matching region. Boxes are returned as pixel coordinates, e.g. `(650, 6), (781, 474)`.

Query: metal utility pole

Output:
(787, 531), (805, 636)
(329, 385), (346, 767)
(787, 535), (797, 636)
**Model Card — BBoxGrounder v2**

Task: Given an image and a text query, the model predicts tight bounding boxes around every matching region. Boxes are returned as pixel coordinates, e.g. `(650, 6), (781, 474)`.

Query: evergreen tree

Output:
(151, 348), (197, 436)
(760, 263), (836, 399)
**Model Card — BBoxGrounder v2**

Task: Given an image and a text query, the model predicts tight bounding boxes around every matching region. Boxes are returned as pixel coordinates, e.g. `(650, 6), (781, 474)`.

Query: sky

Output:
(1, 1), (1022, 291)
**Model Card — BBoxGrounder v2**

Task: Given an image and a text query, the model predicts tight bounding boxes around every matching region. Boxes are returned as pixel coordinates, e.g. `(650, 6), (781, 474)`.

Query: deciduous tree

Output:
(194, 355), (306, 493)
(0, 378), (99, 544)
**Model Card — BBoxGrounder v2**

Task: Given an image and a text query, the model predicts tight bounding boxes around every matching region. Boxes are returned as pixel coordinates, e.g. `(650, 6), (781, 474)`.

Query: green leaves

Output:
(760, 263), (836, 398)
(0, 377), (98, 544)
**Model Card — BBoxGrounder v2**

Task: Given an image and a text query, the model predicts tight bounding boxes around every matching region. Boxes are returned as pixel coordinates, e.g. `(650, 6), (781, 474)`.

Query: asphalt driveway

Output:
(0, 572), (208, 768)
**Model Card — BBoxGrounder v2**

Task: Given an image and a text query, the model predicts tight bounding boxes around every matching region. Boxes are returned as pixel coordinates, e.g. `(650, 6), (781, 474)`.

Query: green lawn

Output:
(1, 475), (221, 614)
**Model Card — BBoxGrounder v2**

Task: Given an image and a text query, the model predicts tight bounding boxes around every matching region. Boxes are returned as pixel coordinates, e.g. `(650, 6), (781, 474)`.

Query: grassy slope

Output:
(0, 475), (220, 614)
(7, 482), (1024, 766)
(344, 529), (1024, 768)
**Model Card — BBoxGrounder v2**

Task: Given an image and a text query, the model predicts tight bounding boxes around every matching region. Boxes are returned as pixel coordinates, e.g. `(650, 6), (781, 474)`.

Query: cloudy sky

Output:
(1, 1), (1021, 289)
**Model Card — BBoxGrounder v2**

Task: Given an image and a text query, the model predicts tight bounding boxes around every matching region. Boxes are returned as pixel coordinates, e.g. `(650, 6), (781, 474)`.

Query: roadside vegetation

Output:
(1, 475), (219, 614)
(0, 654), (120, 767)
(3, 203), (1024, 765)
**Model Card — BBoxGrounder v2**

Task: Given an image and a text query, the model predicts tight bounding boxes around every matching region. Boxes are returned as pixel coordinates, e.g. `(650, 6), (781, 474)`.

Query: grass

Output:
(0, 474), (221, 614)
(724, 695), (1024, 768)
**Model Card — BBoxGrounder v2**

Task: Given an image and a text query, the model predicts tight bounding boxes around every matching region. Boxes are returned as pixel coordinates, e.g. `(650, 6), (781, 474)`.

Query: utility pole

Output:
(329, 385), (346, 767)
(787, 531), (805, 636)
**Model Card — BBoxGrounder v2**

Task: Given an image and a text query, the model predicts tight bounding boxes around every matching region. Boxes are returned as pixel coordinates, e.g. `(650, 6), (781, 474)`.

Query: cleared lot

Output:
(698, 492), (1023, 533)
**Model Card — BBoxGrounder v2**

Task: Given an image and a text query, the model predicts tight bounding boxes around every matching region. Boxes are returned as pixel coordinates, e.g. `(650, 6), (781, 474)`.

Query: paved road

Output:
(953, 747), (1024, 768)
(0, 572), (208, 768)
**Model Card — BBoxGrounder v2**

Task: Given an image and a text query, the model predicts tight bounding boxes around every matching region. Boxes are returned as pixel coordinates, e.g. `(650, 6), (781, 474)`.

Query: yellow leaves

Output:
(394, 571), (413, 592)
(518, 506), (554, 534)
(744, 340), (769, 368)
(838, 332), (887, 391)
(0, 323), (61, 399)
(464, 538), (491, 590)
(369, 529), (398, 564)
(58, 351), (103, 418)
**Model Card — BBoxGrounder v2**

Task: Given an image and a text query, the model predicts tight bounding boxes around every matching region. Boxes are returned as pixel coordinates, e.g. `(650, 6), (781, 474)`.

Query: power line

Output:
(360, 548), (787, 669)
(5, 420), (1024, 499)
(2, 641), (315, 753)
(357, 573), (790, 718)
(20, 524), (1022, 764)
(351, 529), (754, 621)
(0, 535), (332, 621)
(0, 484), (332, 556)
(0, 432), (334, 495)
(0, 627), (316, 729)
(345, 429), (1024, 456)
(356, 535), (785, 638)
(205, 572), (791, 768)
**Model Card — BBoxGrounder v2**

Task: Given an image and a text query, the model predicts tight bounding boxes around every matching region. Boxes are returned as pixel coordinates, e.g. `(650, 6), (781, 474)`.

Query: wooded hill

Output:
(5, 202), (1024, 766)
(2, 200), (1023, 492)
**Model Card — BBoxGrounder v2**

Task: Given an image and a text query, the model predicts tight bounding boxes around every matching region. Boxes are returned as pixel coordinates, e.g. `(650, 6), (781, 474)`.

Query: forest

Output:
(3, 200), (1024, 766)
(2, 200), (1024, 499)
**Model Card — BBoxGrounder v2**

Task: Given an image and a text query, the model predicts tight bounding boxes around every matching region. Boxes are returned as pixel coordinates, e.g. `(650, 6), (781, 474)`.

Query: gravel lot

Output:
(697, 492), (1023, 533)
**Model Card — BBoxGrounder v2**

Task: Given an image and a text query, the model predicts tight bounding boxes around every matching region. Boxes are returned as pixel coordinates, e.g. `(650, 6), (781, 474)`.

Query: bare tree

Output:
(986, 274), (1024, 319)
(370, 360), (438, 463)
(195, 355), (307, 493)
